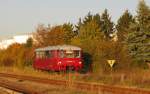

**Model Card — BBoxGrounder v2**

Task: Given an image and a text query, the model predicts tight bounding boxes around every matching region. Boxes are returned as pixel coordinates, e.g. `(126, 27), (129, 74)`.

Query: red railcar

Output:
(33, 45), (83, 71)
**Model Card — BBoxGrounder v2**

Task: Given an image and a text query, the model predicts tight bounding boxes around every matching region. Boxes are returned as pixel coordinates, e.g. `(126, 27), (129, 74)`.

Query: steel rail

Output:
(0, 73), (150, 94)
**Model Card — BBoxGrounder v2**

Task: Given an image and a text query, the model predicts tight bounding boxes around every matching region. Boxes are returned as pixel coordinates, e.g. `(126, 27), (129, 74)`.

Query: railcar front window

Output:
(59, 50), (80, 58)
(66, 53), (74, 58)
(65, 50), (74, 58)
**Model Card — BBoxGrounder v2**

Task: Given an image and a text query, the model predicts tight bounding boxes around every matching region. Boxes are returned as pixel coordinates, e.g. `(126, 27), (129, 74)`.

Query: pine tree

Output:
(75, 13), (104, 72)
(137, 0), (150, 27)
(116, 10), (135, 41)
(62, 23), (75, 44)
(100, 9), (114, 39)
(126, 0), (150, 67)
(76, 13), (103, 41)
(25, 37), (33, 48)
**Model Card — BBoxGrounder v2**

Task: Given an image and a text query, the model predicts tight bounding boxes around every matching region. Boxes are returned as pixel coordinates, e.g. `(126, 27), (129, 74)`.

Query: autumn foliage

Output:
(0, 39), (34, 68)
(0, 0), (149, 73)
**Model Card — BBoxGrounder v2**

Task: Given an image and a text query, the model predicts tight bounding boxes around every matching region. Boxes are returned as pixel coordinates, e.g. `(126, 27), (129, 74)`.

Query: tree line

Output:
(0, 0), (149, 72)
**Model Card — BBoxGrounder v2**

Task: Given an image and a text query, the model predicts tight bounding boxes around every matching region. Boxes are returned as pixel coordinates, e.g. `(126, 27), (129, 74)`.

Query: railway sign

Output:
(107, 60), (116, 68)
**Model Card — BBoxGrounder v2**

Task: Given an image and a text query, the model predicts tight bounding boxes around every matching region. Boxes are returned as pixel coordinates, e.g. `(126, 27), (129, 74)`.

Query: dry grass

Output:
(0, 66), (150, 90)
(0, 66), (68, 80)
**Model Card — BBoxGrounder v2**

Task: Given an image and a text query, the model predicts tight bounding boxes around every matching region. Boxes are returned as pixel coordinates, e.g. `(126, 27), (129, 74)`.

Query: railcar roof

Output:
(35, 45), (81, 51)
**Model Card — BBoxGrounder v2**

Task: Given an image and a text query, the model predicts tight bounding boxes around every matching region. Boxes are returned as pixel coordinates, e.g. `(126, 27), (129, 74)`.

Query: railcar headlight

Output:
(58, 61), (62, 64)
(79, 61), (82, 64)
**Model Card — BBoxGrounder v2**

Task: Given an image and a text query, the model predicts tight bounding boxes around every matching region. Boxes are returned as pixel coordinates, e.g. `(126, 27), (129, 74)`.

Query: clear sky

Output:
(0, 0), (150, 39)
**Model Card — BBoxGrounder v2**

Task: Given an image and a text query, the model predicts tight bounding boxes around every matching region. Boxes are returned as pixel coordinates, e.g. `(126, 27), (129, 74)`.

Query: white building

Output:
(0, 34), (33, 49)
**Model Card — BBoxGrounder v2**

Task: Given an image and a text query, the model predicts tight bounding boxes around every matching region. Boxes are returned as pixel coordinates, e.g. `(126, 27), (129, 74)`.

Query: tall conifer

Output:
(100, 9), (114, 39)
(116, 10), (135, 41)
(126, 0), (150, 67)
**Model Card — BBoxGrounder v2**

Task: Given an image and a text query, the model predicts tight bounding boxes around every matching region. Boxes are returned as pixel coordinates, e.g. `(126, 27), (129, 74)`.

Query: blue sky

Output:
(0, 0), (150, 39)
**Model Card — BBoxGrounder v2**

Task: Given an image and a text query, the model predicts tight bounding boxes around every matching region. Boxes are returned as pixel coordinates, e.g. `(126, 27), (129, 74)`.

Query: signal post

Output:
(107, 60), (116, 81)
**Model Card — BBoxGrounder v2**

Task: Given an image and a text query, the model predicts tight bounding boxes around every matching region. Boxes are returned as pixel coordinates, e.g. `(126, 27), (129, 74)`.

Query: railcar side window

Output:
(41, 51), (45, 59)
(59, 50), (65, 58)
(74, 50), (80, 58)
(36, 51), (45, 59)
(36, 52), (40, 58)
(45, 51), (51, 58)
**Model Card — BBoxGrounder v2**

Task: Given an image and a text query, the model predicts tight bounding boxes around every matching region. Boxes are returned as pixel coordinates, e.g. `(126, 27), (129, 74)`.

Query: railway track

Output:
(0, 78), (39, 94)
(0, 73), (150, 94)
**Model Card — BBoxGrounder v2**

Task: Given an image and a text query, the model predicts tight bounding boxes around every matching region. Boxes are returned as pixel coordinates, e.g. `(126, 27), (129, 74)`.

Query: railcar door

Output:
(44, 50), (53, 70)
(44, 50), (58, 70)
